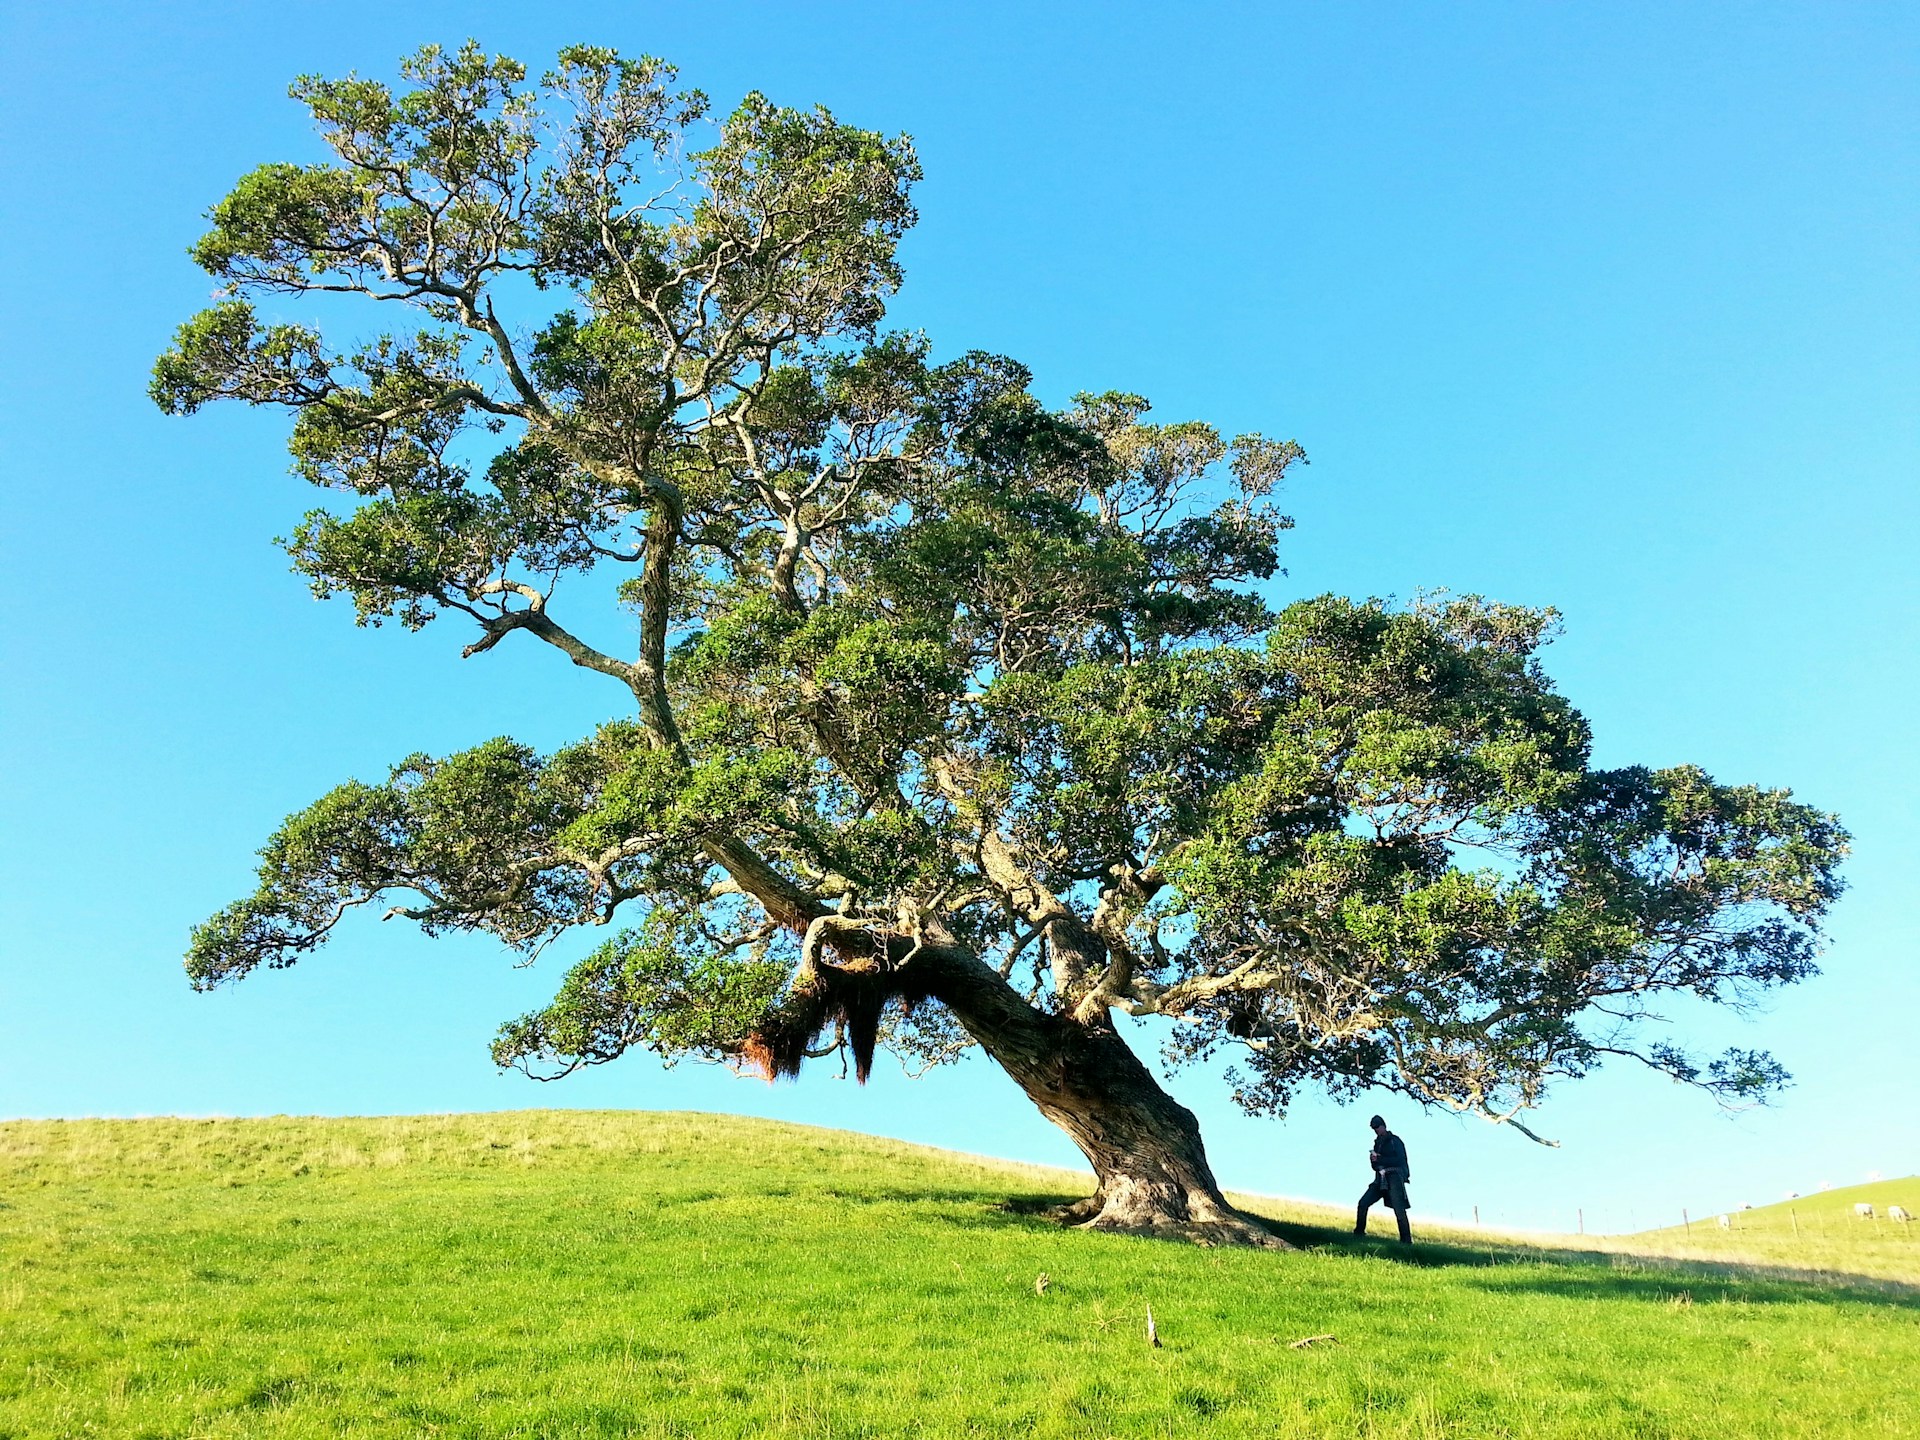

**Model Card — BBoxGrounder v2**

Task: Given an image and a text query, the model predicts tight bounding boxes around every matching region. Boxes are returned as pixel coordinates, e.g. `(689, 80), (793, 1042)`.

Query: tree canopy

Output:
(156, 42), (1847, 1239)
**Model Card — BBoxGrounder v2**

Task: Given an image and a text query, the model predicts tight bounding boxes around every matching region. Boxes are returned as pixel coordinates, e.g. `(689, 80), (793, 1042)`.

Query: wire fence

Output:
(1438, 1196), (1917, 1241)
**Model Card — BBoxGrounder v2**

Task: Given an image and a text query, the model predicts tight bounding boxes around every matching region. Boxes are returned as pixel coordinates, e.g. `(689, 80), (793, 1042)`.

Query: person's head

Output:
(1369, 1115), (1387, 1133)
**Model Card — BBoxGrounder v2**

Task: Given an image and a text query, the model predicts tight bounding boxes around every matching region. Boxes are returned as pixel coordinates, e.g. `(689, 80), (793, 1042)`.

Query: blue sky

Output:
(2, 1), (1914, 1232)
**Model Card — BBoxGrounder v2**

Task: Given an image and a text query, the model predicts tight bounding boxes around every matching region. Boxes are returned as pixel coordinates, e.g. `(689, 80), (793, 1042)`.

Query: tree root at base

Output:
(1044, 1195), (1292, 1249)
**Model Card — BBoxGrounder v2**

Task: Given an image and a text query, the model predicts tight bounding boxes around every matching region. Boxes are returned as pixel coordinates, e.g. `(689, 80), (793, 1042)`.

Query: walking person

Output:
(1355, 1114), (1412, 1243)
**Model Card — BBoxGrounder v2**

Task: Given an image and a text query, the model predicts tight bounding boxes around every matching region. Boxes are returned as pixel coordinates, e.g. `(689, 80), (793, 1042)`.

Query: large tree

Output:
(156, 43), (1846, 1245)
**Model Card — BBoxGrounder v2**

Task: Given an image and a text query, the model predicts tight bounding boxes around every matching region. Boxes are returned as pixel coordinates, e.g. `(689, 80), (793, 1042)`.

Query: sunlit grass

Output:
(2, 1111), (1914, 1438)
(1582, 1179), (1920, 1284)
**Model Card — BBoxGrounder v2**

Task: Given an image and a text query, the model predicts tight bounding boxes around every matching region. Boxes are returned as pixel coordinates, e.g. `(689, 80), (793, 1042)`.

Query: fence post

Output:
(1683, 1208), (1690, 1236)
(1473, 1205), (1480, 1227)
(1790, 1207), (1799, 1239)
(1578, 1208), (1584, 1235)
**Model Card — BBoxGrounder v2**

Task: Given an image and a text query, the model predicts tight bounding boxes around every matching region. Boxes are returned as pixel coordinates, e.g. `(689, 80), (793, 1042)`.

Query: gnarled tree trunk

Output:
(921, 944), (1287, 1248)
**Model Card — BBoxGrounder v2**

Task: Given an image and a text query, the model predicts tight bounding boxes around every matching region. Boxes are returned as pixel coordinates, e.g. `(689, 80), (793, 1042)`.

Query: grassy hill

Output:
(2, 1111), (1915, 1439)
(1589, 1178), (1920, 1283)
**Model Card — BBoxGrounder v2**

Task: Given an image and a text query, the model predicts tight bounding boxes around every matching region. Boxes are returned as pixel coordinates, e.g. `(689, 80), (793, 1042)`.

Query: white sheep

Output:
(1889, 1205), (1911, 1223)
(1854, 1202), (1876, 1219)
(1717, 1214), (1731, 1229)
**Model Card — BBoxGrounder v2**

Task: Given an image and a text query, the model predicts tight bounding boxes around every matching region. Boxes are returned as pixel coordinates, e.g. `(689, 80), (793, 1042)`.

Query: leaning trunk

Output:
(923, 946), (1286, 1248)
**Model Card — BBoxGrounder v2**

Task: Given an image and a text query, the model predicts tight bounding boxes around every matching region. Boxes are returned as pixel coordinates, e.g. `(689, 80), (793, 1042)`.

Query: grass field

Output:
(2, 1111), (1915, 1439)
(1574, 1178), (1919, 1285)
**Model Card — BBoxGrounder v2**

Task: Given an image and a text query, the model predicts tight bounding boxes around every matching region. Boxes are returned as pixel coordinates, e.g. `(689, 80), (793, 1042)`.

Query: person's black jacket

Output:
(1370, 1130), (1410, 1179)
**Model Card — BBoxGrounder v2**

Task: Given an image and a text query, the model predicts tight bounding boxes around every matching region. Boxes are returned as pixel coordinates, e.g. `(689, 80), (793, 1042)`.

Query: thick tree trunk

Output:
(921, 945), (1287, 1248)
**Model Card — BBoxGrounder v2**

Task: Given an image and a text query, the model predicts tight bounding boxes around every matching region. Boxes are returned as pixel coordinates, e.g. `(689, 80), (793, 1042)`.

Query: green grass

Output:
(1585, 1179), (1920, 1284)
(2, 1111), (1915, 1439)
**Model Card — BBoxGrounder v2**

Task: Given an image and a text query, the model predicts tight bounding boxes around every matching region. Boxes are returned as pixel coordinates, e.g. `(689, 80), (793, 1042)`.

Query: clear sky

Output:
(2, 1), (1914, 1233)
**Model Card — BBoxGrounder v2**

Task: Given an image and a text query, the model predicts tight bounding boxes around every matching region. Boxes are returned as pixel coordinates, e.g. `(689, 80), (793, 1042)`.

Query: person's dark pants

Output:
(1356, 1169), (1412, 1242)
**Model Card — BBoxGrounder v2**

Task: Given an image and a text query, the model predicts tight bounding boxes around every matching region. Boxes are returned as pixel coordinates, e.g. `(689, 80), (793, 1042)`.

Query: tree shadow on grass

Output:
(978, 1193), (1920, 1310)
(1264, 1215), (1920, 1310)
(995, 1194), (1081, 1219)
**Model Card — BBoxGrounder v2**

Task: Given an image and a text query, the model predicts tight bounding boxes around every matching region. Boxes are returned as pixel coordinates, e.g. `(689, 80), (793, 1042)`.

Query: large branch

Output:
(1126, 958), (1286, 1017)
(929, 757), (1104, 1004)
(628, 493), (686, 752)
(701, 835), (826, 933)
(475, 296), (556, 425)
(460, 589), (645, 694)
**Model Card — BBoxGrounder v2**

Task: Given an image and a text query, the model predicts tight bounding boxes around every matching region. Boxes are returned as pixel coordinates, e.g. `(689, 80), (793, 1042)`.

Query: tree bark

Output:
(919, 944), (1288, 1248)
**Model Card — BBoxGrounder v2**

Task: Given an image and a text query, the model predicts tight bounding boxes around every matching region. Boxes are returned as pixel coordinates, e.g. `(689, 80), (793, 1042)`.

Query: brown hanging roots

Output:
(740, 962), (939, 1083)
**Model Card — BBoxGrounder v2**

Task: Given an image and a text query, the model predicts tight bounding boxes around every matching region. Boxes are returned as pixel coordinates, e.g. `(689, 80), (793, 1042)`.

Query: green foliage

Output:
(283, 493), (498, 628)
(152, 38), (920, 628)
(187, 162), (378, 282)
(149, 301), (331, 414)
(158, 40), (1844, 1147)
(188, 731), (672, 987)
(976, 648), (1282, 875)
(693, 92), (921, 340)
(1150, 598), (1841, 1118)
(185, 779), (411, 988)
(491, 915), (792, 1076)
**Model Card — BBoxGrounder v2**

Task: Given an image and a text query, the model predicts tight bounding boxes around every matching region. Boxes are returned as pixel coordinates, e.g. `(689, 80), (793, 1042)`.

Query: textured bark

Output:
(919, 944), (1288, 1248)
